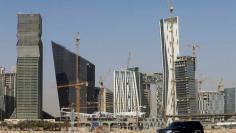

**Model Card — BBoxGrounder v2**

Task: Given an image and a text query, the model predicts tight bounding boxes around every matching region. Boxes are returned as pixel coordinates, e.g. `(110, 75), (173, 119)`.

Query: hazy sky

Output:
(0, 0), (236, 116)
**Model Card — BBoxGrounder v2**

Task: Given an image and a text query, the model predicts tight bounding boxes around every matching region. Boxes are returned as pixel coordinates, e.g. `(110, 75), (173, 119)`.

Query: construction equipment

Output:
(168, 0), (174, 14)
(75, 32), (80, 128)
(198, 75), (207, 92)
(57, 82), (88, 89)
(57, 81), (88, 128)
(217, 78), (224, 92)
(98, 69), (112, 113)
(187, 43), (200, 57)
(57, 32), (84, 128)
(99, 78), (105, 113)
(125, 51), (131, 69)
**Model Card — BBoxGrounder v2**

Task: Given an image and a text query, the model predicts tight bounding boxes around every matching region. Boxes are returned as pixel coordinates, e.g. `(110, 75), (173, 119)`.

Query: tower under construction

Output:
(175, 56), (197, 115)
(160, 16), (180, 122)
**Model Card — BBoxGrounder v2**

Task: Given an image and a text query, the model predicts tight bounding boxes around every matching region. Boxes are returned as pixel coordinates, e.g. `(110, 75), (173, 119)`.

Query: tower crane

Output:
(217, 78), (224, 92)
(99, 77), (105, 113)
(198, 75), (207, 92)
(187, 43), (200, 57)
(168, 0), (174, 14)
(99, 69), (112, 113)
(57, 32), (85, 128)
(125, 51), (131, 69)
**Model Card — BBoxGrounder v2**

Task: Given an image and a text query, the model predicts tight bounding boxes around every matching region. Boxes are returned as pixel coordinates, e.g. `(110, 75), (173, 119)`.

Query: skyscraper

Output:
(96, 87), (113, 113)
(16, 14), (43, 119)
(113, 67), (145, 114)
(142, 73), (163, 118)
(175, 56), (197, 114)
(52, 41), (96, 114)
(160, 16), (180, 118)
(0, 68), (16, 120)
(224, 88), (236, 114)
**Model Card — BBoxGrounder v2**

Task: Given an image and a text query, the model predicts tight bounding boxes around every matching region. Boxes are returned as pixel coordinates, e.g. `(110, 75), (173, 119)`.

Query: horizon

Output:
(0, 0), (236, 116)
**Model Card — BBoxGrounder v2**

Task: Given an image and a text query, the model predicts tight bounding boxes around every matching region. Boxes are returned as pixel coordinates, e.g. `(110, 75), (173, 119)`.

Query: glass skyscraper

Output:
(16, 14), (43, 119)
(52, 41), (96, 114)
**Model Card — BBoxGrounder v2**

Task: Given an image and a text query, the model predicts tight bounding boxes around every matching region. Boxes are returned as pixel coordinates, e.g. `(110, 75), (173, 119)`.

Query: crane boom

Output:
(57, 82), (88, 89)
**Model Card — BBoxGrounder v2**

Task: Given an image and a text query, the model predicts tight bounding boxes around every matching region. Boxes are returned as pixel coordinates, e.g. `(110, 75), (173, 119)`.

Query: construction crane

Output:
(198, 75), (207, 92)
(57, 82), (88, 89)
(168, 0), (174, 14)
(99, 77), (105, 113)
(187, 43), (200, 57)
(56, 33), (84, 128)
(217, 78), (224, 92)
(98, 69), (112, 113)
(57, 81), (88, 130)
(75, 32), (80, 128)
(125, 52), (131, 69)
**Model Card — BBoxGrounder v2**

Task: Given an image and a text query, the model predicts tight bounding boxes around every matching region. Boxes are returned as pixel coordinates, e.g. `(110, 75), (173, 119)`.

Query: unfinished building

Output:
(175, 56), (197, 114)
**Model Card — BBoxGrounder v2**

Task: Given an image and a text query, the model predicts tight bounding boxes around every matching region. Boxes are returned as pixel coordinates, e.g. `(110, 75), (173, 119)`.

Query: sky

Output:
(0, 0), (236, 116)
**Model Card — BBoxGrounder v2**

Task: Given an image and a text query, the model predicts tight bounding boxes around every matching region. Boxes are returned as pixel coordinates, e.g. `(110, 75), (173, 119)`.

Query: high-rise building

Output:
(160, 16), (180, 117)
(175, 56), (197, 114)
(142, 73), (163, 118)
(198, 91), (224, 114)
(96, 87), (113, 113)
(113, 67), (145, 114)
(0, 67), (5, 120)
(0, 67), (4, 74)
(52, 41), (96, 114)
(224, 88), (236, 114)
(16, 14), (43, 119)
(0, 68), (16, 120)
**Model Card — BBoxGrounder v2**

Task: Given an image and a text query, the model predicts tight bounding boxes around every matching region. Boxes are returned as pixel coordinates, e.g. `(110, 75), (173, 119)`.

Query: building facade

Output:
(52, 41), (96, 114)
(16, 14), (43, 119)
(0, 67), (5, 120)
(198, 91), (224, 114)
(175, 56), (197, 114)
(142, 73), (163, 118)
(224, 88), (236, 114)
(113, 67), (145, 114)
(96, 87), (113, 113)
(160, 16), (180, 117)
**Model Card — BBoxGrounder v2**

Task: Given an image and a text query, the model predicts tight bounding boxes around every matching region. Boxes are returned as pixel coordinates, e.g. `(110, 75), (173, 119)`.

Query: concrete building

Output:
(160, 16), (180, 118)
(113, 67), (145, 114)
(198, 91), (224, 114)
(96, 87), (113, 113)
(52, 41), (96, 114)
(175, 56), (197, 114)
(0, 67), (4, 74)
(224, 88), (236, 114)
(16, 14), (43, 119)
(0, 67), (5, 120)
(142, 73), (163, 118)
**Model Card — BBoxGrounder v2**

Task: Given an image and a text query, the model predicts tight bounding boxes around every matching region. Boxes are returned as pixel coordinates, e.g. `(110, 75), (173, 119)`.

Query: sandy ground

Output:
(0, 129), (236, 133)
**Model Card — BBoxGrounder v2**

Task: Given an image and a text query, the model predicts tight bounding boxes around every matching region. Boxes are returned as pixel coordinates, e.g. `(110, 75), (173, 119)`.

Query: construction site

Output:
(0, 0), (236, 133)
